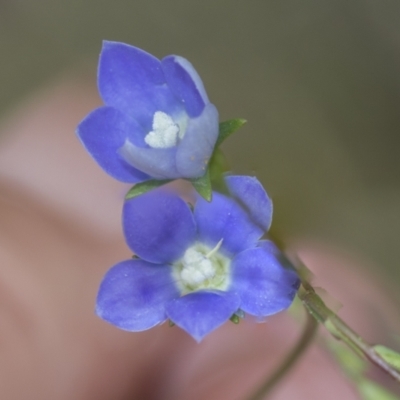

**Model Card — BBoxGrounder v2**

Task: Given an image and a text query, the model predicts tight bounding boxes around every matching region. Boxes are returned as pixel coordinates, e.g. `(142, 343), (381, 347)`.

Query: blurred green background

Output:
(1, 1), (399, 283)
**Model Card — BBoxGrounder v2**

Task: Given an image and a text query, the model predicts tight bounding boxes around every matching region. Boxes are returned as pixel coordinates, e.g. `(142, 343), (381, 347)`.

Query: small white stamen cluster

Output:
(144, 111), (180, 148)
(172, 240), (229, 294)
(180, 248), (216, 286)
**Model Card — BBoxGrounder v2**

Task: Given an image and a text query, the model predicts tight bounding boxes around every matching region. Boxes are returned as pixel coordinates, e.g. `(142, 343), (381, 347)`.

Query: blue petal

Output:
(98, 41), (182, 130)
(194, 192), (264, 256)
(96, 259), (179, 331)
(162, 55), (209, 118)
(123, 190), (196, 264)
(119, 139), (179, 179)
(77, 106), (150, 183)
(176, 104), (219, 178)
(165, 290), (240, 342)
(225, 175), (273, 231)
(257, 239), (281, 254)
(230, 247), (300, 317)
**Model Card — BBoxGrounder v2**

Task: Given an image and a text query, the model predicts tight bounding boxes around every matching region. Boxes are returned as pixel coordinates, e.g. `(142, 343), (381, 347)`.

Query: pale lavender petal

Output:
(96, 259), (179, 331)
(194, 192), (264, 256)
(225, 175), (273, 231)
(175, 103), (219, 178)
(77, 106), (150, 183)
(119, 139), (179, 179)
(162, 55), (209, 117)
(99, 41), (182, 130)
(123, 190), (196, 264)
(165, 291), (240, 342)
(230, 247), (299, 317)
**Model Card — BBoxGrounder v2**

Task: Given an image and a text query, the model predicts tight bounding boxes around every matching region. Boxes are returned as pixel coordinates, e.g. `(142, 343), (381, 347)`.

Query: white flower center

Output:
(180, 248), (216, 286)
(172, 240), (231, 294)
(144, 111), (181, 149)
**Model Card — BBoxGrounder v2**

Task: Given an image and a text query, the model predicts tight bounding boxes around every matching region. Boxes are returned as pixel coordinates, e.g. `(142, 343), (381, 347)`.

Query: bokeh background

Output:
(1, 1), (399, 286)
(0, 2), (399, 399)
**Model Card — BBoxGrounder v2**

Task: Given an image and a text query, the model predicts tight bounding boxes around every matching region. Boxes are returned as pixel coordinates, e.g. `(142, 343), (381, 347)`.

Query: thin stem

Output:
(297, 280), (400, 383)
(246, 253), (399, 400)
(247, 310), (318, 400)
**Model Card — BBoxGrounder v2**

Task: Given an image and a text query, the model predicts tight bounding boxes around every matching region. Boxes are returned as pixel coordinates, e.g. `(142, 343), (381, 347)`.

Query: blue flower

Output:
(76, 41), (219, 182)
(96, 176), (299, 341)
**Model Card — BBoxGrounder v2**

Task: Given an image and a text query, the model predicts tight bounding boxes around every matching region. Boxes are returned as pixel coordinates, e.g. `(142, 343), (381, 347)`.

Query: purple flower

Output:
(96, 176), (299, 341)
(76, 41), (219, 182)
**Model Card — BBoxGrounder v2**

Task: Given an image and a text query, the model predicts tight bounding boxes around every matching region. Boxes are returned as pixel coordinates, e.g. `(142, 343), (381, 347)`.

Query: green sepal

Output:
(230, 309), (245, 324)
(374, 345), (400, 371)
(209, 148), (230, 192)
(125, 179), (172, 200)
(168, 320), (175, 327)
(189, 168), (212, 201)
(190, 147), (231, 200)
(216, 118), (247, 147)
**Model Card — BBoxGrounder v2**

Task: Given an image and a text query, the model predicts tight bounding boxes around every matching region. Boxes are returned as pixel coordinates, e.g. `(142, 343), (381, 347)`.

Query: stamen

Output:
(144, 111), (180, 149)
(180, 248), (216, 286)
(172, 241), (231, 294)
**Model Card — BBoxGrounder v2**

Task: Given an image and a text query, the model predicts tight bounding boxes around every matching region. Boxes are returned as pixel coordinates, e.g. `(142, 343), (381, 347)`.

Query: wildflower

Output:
(96, 176), (299, 341)
(76, 41), (219, 182)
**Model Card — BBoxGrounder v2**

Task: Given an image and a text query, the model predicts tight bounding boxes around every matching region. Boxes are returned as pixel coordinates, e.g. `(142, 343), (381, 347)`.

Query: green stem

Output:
(246, 253), (400, 400)
(297, 280), (400, 383)
(247, 310), (318, 400)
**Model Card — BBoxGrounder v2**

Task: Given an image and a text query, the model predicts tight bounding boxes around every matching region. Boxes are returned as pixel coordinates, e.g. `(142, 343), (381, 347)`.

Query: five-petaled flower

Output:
(76, 41), (219, 182)
(96, 176), (299, 341)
